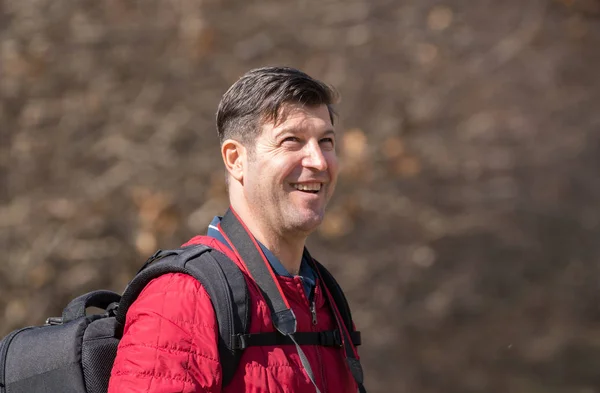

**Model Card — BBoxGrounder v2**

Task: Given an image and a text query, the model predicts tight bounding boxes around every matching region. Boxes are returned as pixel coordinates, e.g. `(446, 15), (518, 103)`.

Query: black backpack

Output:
(0, 243), (362, 393)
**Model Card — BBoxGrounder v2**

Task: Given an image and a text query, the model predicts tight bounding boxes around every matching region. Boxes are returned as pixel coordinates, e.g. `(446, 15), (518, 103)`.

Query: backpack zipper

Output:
(0, 327), (34, 393)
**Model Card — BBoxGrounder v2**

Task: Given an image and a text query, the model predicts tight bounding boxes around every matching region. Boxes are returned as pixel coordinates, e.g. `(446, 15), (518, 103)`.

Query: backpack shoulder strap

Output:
(312, 261), (361, 344)
(184, 249), (250, 386)
(115, 244), (250, 387)
(312, 260), (365, 392)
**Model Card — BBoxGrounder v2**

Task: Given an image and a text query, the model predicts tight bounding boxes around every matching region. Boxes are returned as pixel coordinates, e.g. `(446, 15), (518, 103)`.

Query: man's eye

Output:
(283, 137), (300, 143)
(320, 138), (334, 145)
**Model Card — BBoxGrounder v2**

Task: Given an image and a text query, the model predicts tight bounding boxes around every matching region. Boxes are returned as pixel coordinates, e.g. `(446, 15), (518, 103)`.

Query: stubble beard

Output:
(282, 188), (331, 236)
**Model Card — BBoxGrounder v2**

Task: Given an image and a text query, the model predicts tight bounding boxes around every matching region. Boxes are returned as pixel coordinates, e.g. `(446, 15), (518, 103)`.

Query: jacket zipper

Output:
(296, 277), (327, 392)
(310, 284), (328, 393)
(0, 327), (34, 393)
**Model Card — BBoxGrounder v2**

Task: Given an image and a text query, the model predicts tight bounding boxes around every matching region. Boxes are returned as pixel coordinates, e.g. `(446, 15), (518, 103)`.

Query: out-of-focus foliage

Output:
(2, 0), (600, 392)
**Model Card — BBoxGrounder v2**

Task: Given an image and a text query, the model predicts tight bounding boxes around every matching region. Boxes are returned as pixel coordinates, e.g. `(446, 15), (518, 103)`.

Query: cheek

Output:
(327, 154), (340, 177)
(272, 154), (303, 178)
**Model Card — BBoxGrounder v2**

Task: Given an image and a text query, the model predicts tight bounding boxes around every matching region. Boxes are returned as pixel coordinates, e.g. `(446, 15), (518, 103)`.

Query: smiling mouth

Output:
(291, 182), (322, 194)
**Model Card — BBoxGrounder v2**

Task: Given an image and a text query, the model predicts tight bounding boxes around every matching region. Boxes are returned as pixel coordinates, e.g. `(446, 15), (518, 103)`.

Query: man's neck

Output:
(230, 204), (306, 276)
(258, 233), (305, 276)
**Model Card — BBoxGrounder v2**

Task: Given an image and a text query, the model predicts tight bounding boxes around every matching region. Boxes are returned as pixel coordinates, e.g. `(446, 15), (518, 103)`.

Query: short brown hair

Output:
(216, 67), (338, 146)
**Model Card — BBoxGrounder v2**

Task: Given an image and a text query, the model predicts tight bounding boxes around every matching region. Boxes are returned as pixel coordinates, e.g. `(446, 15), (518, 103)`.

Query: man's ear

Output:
(221, 139), (245, 182)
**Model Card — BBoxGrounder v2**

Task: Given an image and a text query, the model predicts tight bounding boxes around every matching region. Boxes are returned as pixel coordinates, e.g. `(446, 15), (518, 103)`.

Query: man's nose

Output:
(302, 141), (328, 171)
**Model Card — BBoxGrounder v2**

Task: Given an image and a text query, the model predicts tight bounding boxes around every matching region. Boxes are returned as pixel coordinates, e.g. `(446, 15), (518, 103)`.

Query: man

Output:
(108, 67), (362, 392)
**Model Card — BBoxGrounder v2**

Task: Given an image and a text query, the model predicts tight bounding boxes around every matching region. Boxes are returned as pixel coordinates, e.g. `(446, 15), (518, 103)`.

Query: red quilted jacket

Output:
(108, 235), (358, 393)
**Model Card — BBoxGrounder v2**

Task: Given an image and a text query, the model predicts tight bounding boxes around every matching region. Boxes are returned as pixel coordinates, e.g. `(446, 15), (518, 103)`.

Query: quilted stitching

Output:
(108, 237), (357, 393)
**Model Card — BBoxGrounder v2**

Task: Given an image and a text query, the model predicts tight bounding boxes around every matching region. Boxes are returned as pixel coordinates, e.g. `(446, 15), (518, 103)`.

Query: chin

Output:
(289, 212), (325, 234)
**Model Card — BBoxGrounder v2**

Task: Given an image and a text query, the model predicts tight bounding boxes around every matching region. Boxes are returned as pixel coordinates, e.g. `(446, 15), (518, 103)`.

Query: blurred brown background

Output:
(2, 0), (600, 392)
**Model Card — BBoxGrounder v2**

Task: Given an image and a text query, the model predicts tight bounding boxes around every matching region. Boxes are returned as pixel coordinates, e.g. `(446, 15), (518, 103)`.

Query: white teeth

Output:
(293, 183), (322, 191)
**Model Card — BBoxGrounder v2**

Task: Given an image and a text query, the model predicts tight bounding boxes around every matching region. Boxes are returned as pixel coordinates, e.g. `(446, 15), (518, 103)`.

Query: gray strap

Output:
(289, 334), (322, 393)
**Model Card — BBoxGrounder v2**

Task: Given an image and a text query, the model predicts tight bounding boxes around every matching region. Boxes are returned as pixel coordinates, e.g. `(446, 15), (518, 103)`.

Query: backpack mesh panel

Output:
(81, 336), (119, 393)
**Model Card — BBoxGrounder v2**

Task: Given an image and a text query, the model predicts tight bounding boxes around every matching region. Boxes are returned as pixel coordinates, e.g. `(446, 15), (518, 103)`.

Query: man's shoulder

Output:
(182, 234), (224, 249)
(134, 235), (237, 298)
(183, 235), (236, 257)
(140, 272), (210, 297)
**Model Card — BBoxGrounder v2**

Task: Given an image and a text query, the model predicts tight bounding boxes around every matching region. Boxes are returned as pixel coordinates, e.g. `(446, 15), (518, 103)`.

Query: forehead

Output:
(262, 103), (333, 135)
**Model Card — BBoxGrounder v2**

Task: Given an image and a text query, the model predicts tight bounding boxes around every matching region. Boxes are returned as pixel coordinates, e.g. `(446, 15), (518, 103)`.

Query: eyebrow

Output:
(274, 127), (336, 138)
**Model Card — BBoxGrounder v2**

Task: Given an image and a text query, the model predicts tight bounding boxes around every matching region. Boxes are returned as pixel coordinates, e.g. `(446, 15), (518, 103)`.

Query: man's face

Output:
(243, 103), (339, 236)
